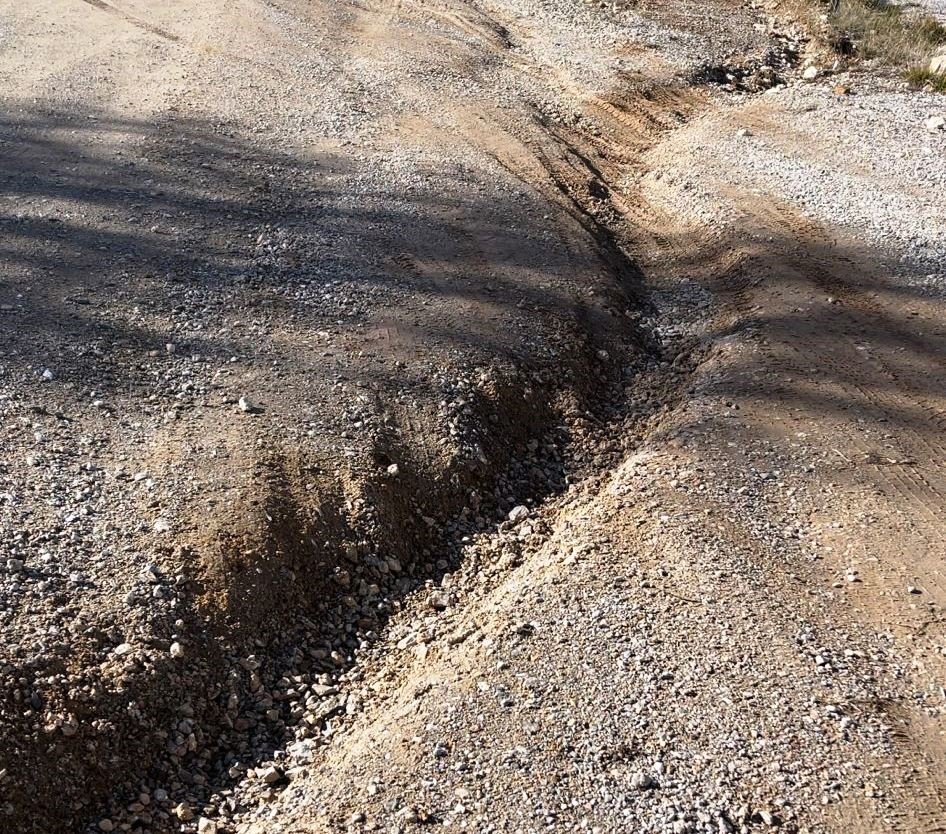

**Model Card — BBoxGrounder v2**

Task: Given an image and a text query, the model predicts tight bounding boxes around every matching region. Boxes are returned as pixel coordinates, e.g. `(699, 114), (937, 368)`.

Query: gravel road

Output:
(1, 1), (945, 833)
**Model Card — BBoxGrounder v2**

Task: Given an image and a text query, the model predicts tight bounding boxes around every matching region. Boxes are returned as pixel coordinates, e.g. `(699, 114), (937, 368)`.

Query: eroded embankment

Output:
(0, 85), (712, 834)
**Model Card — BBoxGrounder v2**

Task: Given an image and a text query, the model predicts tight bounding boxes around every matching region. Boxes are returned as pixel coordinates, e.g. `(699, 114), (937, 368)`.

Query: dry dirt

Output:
(0, 1), (944, 833)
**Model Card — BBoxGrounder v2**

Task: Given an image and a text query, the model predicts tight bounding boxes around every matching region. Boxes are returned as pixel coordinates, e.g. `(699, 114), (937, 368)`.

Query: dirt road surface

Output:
(1, 1), (945, 833)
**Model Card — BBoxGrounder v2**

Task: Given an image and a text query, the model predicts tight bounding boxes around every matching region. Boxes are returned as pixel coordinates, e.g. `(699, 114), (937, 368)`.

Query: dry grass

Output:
(828, 0), (946, 65)
(782, 0), (946, 91)
(906, 64), (946, 90)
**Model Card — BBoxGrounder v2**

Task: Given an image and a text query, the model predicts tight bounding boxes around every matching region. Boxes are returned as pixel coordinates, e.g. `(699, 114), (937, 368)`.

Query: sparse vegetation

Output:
(780, 0), (946, 82)
(906, 64), (946, 91)
(828, 0), (946, 64)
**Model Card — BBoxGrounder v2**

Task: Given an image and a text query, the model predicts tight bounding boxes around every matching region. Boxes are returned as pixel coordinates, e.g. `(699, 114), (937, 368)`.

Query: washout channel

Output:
(17, 0), (938, 831)
(0, 70), (714, 832)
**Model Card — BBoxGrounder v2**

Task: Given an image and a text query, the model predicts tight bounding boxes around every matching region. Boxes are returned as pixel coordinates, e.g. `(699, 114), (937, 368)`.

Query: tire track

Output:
(77, 0), (180, 41)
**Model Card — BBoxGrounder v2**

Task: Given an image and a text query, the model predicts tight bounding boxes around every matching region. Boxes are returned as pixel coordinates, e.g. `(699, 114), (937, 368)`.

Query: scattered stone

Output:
(238, 396), (259, 413)
(173, 803), (194, 822)
(508, 505), (530, 523)
(924, 115), (945, 132)
(260, 766), (283, 784)
(802, 66), (819, 81)
(429, 591), (450, 611)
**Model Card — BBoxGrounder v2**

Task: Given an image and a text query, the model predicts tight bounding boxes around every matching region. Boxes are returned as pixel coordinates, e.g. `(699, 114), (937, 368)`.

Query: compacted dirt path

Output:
(1, 1), (945, 833)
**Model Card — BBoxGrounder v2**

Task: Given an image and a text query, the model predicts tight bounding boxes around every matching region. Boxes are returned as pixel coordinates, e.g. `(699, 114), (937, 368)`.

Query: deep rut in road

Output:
(1, 60), (708, 834)
(10, 0), (946, 832)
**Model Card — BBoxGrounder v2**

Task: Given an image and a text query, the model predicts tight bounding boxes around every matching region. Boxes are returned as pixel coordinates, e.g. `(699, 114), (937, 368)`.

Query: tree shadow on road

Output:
(0, 102), (642, 401)
(0, 101), (649, 834)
